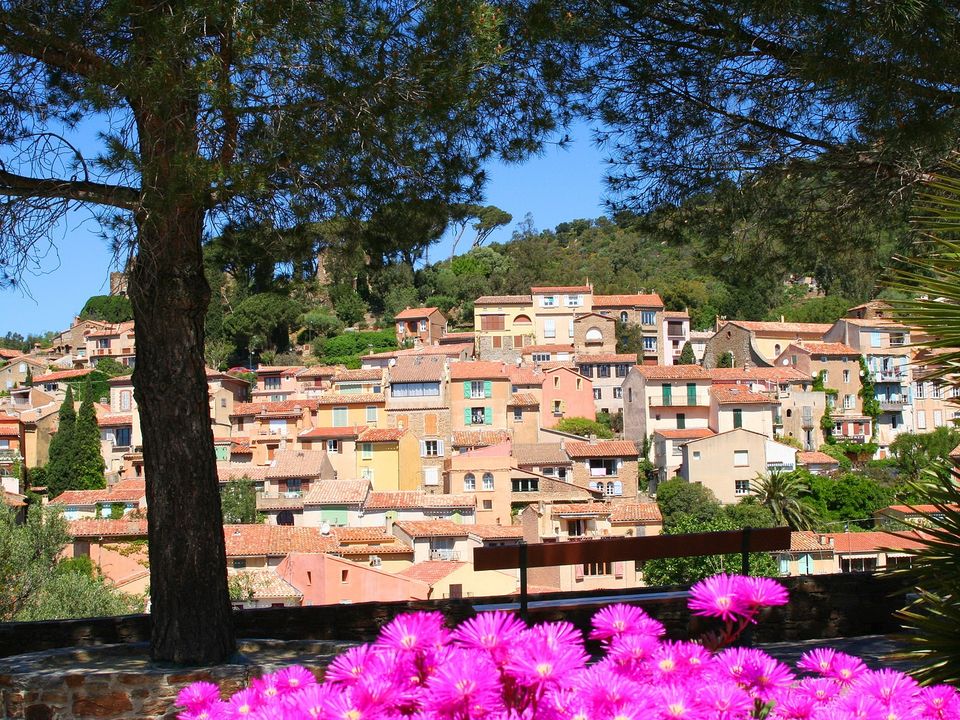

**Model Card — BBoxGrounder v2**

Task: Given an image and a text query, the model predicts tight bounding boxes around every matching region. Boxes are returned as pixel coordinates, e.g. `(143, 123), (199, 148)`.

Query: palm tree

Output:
(749, 469), (819, 531)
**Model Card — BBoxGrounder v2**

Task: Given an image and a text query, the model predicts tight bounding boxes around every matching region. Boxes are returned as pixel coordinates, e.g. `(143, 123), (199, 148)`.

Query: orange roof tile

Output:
(610, 503), (662, 523)
(217, 464), (269, 482)
(711, 386), (774, 405)
(67, 518), (149, 538)
(332, 526), (397, 544)
(509, 366), (543, 385)
(53, 482), (146, 506)
(790, 342), (860, 356)
(365, 491), (475, 510)
(790, 531), (831, 552)
(231, 399), (320, 416)
(883, 504), (960, 515)
(707, 367), (811, 383)
(229, 568), (302, 600)
(728, 320), (832, 336)
(299, 425), (367, 440)
(513, 443), (569, 466)
(389, 357), (445, 383)
(449, 361), (511, 380)
(0, 425), (20, 437)
(452, 430), (512, 448)
(333, 368), (384, 382)
(3, 491), (27, 508)
(509, 393), (539, 407)
(394, 520), (471, 538)
(314, 393), (385, 406)
(592, 293), (664, 308)
(397, 560), (466, 584)
(634, 364), (711, 380)
(531, 285), (592, 294)
(296, 365), (343, 379)
(797, 451), (841, 466)
(654, 428), (716, 440)
(256, 365), (305, 375)
(223, 524), (337, 557)
(550, 502), (612, 516)
(358, 427), (406, 442)
(0, 348), (23, 359)
(266, 450), (330, 479)
(302, 480), (369, 505)
(564, 440), (638, 458)
(474, 295), (531, 305)
(467, 525), (525, 540)
(362, 343), (473, 360)
(663, 310), (690, 319)
(394, 307), (441, 320)
(32, 368), (95, 383)
(826, 531), (929, 553)
(97, 413), (132, 428)
(421, 493), (476, 509)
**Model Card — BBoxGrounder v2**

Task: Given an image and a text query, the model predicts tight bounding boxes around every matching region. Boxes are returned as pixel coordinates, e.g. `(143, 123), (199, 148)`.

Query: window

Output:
(541, 295), (557, 307)
(480, 314), (505, 331)
(917, 411), (927, 430)
(423, 440), (440, 457)
(264, 376), (281, 390)
(593, 388), (602, 400)
(392, 382), (441, 397)
(423, 467), (439, 486)
(585, 328), (603, 344)
(935, 410), (944, 427)
(568, 519), (585, 537)
(566, 294), (583, 307)
(583, 562), (612, 576)
(734, 450), (749, 467)
(843, 394), (854, 410)
(470, 407), (489, 425)
(843, 369), (851, 384)
(576, 378), (582, 391)
(332, 407), (348, 427)
(568, 319), (575, 338)
(596, 364), (611, 379)
(119, 390), (131, 411)
(544, 319), (556, 338)
(482, 499), (493, 510)
(588, 458), (617, 476)
(418, 320), (427, 332)
(915, 381), (925, 399)
(643, 336), (656, 352)
(732, 409), (742, 429)
(233, 559), (246, 569)
(628, 388), (633, 403)
(774, 344), (781, 356)
(464, 473), (476, 491)
(482, 472), (494, 491)
(554, 376), (560, 388)
(513, 407), (523, 421)
(932, 383), (943, 399)
(512, 477), (539, 492)
(552, 400), (563, 416)
(366, 406), (378, 423)
(115, 427), (131, 446)
(613, 387), (623, 399)
(220, 398), (227, 408)
(641, 310), (656, 325)
(285, 478), (302, 496)
(327, 439), (340, 452)
(532, 353), (550, 362)
(735, 479), (750, 495)
(341, 569), (349, 583)
(821, 371), (829, 384)
(361, 442), (373, 460)
(692, 451), (701, 460)
(870, 332), (882, 348)
(492, 336), (502, 349)
(841, 557), (878, 573)
(96, 339), (109, 349)
(470, 380), (487, 399)
(514, 314), (532, 325)
(620, 311), (628, 323)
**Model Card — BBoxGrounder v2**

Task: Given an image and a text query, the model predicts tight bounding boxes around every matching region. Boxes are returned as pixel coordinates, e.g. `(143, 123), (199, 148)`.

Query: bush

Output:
(553, 417), (614, 439)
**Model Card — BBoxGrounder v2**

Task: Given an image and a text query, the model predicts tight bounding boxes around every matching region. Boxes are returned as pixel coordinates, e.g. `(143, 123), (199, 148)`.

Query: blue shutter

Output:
(613, 481), (623, 496)
(484, 407), (493, 425)
(464, 408), (472, 425)
(484, 380), (492, 398)
(463, 381), (471, 398)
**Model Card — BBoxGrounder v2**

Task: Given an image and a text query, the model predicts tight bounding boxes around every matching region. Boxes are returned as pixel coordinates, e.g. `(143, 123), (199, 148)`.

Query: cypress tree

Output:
(677, 341), (696, 365)
(45, 386), (76, 499)
(73, 378), (106, 491)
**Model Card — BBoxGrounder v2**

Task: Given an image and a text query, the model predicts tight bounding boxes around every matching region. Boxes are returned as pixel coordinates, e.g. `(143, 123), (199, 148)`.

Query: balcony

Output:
(0, 449), (22, 463)
(256, 492), (304, 510)
(430, 549), (461, 561)
(648, 393), (708, 407)
(879, 397), (909, 412)
(873, 370), (904, 383)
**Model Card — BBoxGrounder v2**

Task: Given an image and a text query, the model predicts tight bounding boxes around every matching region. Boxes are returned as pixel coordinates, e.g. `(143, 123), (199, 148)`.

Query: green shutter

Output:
(484, 380), (492, 398)
(464, 408), (472, 425)
(686, 382), (697, 405)
(463, 381), (471, 399)
(485, 407), (493, 425)
(733, 409), (743, 429)
(662, 383), (672, 406)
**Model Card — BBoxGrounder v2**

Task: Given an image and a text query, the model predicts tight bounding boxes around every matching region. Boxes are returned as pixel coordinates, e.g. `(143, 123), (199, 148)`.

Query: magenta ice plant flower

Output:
(738, 576), (789, 610)
(589, 603), (664, 642)
(451, 610), (527, 665)
(688, 574), (749, 623)
(177, 681), (222, 712)
(376, 611), (449, 654)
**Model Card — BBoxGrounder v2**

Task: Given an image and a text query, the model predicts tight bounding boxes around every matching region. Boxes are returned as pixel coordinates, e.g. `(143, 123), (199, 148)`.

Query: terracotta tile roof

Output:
(217, 464), (269, 482)
(333, 368), (384, 382)
(531, 285), (592, 294)
(564, 440), (639, 458)
(229, 568), (302, 600)
(575, 353), (638, 364)
(223, 524), (337, 556)
(362, 344), (473, 360)
(296, 365), (342, 379)
(826, 531), (929, 554)
(358, 427), (406, 442)
(394, 307), (440, 320)
(3, 491), (26, 508)
(266, 449), (330, 479)
(388, 357), (445, 383)
(32, 368), (94, 383)
(256, 365), (305, 375)
(393, 519), (471, 538)
(0, 348), (23, 359)
(707, 367), (811, 383)
(791, 342), (860, 356)
(663, 310), (690, 319)
(633, 364), (710, 380)
(474, 295), (531, 305)
(797, 451), (841, 466)
(509, 393), (539, 407)
(884, 504), (960, 514)
(336, 542), (413, 556)
(52, 482), (146, 506)
(364, 491), (475, 510)
(550, 502), (612, 516)
(839, 318), (908, 329)
(790, 531), (830, 552)
(452, 430), (512, 448)
(711, 386), (775, 405)
(397, 560), (466, 584)
(299, 425), (367, 440)
(729, 320), (832, 336)
(467, 525), (525, 540)
(521, 344), (575, 355)
(67, 518), (149, 538)
(513, 443), (569, 466)
(97, 413), (132, 428)
(86, 321), (135, 338)
(654, 428), (716, 440)
(440, 332), (474, 341)
(0, 424), (20, 437)
(449, 361), (511, 380)
(509, 367), (543, 385)
(592, 293), (664, 308)
(610, 503), (662, 523)
(314, 393), (385, 406)
(232, 399), (320, 416)
(332, 527), (397, 543)
(302, 480), (369, 505)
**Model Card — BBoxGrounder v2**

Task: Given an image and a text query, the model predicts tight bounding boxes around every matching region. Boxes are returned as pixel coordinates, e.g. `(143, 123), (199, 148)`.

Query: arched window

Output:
(482, 472), (495, 491)
(514, 314), (532, 325)
(585, 327), (603, 344)
(620, 311), (628, 323)
(774, 343), (782, 356)
(464, 473), (476, 491)
(786, 409), (793, 418)
(276, 510), (295, 526)
(606, 481), (615, 496)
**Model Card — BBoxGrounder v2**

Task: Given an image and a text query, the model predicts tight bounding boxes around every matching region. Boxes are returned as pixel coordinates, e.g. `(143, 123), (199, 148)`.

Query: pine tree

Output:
(73, 378), (105, 491)
(45, 386), (76, 499)
(677, 341), (696, 365)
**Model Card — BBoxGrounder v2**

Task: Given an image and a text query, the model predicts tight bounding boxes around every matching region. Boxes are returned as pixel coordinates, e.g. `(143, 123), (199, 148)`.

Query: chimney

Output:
(588, 434), (597, 444)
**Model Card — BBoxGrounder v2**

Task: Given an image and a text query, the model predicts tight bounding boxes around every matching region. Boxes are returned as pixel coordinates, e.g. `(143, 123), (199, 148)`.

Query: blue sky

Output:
(1, 121), (611, 336)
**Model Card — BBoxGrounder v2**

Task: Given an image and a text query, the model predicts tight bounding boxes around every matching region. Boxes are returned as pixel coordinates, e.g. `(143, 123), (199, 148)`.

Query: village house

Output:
(622, 364), (713, 446)
(359, 491), (476, 529)
(394, 307), (447, 346)
(51, 479), (147, 520)
(296, 425), (365, 480)
(565, 438), (641, 500)
(355, 427), (420, 492)
(709, 385), (777, 437)
(662, 310), (692, 365)
(592, 293), (665, 364)
(652, 428), (716, 488)
(252, 365), (304, 402)
(449, 361), (512, 432)
(703, 320), (831, 368)
(540, 366), (595, 428)
(572, 312), (617, 354)
(0, 354), (46, 391)
(575, 352), (636, 415)
(444, 441), (513, 525)
(84, 321), (136, 368)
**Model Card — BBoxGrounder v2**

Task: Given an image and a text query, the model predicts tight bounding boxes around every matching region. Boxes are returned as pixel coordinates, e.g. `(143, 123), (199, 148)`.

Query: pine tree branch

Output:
(0, 169), (139, 210)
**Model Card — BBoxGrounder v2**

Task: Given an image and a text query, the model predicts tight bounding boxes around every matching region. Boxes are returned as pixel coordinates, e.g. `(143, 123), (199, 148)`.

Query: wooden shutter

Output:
(484, 407), (493, 425)
(464, 408), (472, 425)
(575, 565), (584, 581)
(463, 382), (471, 398)
(484, 380), (492, 398)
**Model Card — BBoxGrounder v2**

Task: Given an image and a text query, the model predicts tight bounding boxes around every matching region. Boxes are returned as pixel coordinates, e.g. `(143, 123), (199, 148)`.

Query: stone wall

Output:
(0, 573), (910, 719)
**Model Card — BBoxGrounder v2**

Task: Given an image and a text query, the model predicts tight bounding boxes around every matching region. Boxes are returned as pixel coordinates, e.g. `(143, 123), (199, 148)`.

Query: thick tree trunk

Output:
(129, 203), (236, 665)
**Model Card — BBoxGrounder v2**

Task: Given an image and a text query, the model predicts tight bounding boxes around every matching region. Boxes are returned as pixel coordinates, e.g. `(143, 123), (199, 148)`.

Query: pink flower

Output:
(177, 682), (222, 711)
(607, 632), (659, 673)
(590, 604), (664, 642)
(919, 685), (960, 720)
(451, 611), (526, 664)
(826, 653), (867, 686)
(688, 574), (748, 622)
(505, 627), (587, 689)
(741, 653), (794, 703)
(275, 666), (316, 694)
(696, 683), (754, 718)
(797, 647), (837, 676)
(855, 669), (918, 705)
(657, 684), (708, 719)
(423, 648), (504, 717)
(250, 673), (281, 703)
(376, 611), (448, 654)
(738, 577), (789, 610)
(794, 677), (840, 705)
(834, 692), (888, 720)
(325, 645), (379, 686)
(224, 688), (260, 717)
